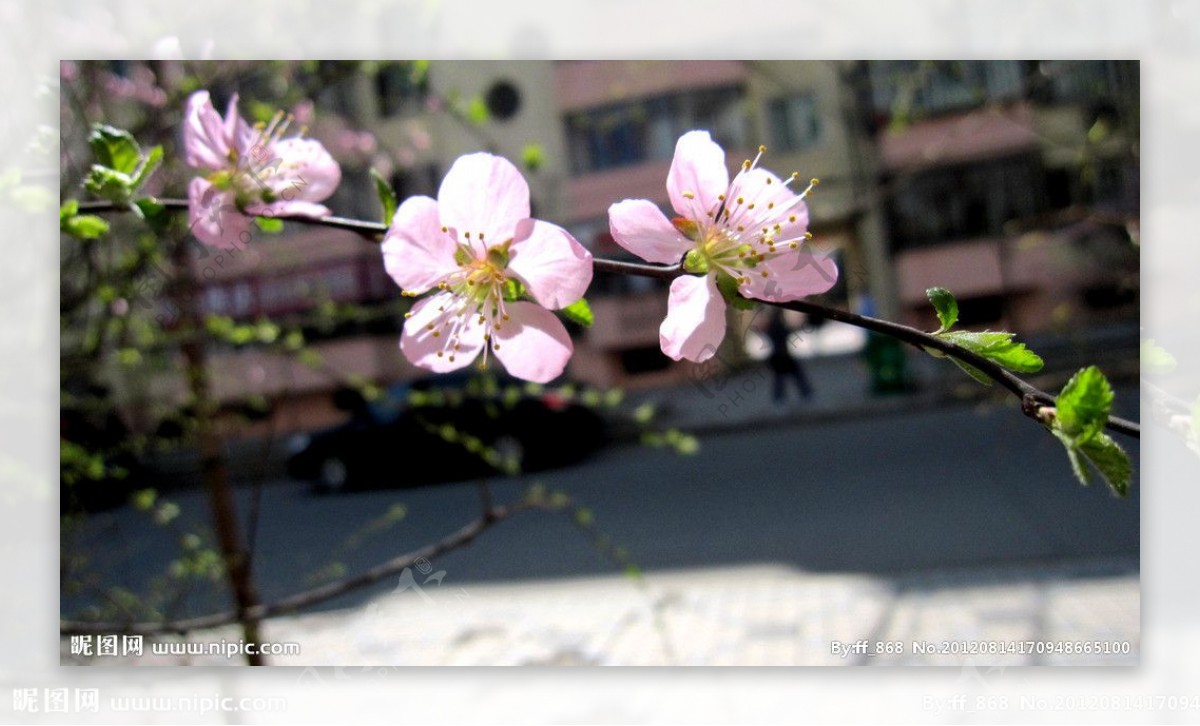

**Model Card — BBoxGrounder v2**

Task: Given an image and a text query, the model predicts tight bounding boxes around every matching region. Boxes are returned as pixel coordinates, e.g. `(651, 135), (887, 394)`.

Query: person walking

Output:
(766, 308), (813, 404)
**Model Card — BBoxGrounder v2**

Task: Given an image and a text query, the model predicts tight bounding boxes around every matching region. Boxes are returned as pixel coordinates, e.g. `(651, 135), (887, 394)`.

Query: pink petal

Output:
(437, 153), (529, 245)
(183, 91), (229, 170)
(507, 220), (593, 309)
(659, 274), (727, 363)
(745, 248), (839, 302)
(187, 177), (251, 250)
(607, 199), (692, 265)
(223, 93), (253, 154)
(666, 131), (729, 221)
(381, 196), (459, 295)
(492, 301), (573, 383)
(269, 138), (342, 202)
(399, 292), (485, 373)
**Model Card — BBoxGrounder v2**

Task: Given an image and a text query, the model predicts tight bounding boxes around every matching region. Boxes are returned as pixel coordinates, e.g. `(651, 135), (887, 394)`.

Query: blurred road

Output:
(63, 390), (1140, 621)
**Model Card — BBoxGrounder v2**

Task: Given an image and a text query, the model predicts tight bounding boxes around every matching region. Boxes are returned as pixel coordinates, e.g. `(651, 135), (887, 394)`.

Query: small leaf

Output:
(131, 145), (164, 190)
(60, 199), (79, 222)
(926, 287), (958, 332)
(370, 168), (398, 226)
(1141, 339), (1177, 375)
(716, 272), (754, 311)
(62, 214), (110, 239)
(255, 216), (284, 233)
(560, 298), (594, 327)
(1052, 428), (1132, 497)
(135, 197), (168, 229)
(950, 357), (994, 386)
(502, 278), (527, 302)
(1056, 366), (1114, 441)
(84, 165), (134, 204)
(939, 330), (1044, 373)
(1079, 433), (1132, 497)
(89, 124), (141, 175)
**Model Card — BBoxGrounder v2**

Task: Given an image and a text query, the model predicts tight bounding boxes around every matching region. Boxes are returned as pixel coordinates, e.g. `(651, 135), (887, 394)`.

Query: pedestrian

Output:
(766, 308), (813, 403)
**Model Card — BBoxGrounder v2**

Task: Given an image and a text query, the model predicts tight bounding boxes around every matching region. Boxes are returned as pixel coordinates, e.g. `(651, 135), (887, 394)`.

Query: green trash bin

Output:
(862, 332), (910, 395)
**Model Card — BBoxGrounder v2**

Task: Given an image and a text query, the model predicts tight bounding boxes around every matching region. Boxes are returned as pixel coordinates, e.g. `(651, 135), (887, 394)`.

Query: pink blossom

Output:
(383, 153), (593, 383)
(182, 90), (341, 249)
(608, 131), (838, 363)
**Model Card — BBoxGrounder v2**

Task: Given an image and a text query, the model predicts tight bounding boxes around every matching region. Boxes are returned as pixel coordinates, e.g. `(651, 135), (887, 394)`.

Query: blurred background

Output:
(59, 60), (1140, 665)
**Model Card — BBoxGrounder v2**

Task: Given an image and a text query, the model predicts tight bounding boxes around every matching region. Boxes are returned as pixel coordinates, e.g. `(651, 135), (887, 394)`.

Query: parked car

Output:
(285, 373), (608, 492)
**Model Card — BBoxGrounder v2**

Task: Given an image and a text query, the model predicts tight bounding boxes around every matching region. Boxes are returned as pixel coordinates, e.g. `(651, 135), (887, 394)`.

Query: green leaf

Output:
(716, 272), (754, 311)
(1055, 365), (1114, 441)
(370, 168), (398, 226)
(89, 124), (141, 175)
(938, 330), (1044, 374)
(60, 199), (79, 222)
(949, 357), (994, 386)
(134, 197), (168, 228)
(1079, 433), (1132, 497)
(255, 216), (284, 233)
(62, 214), (110, 239)
(560, 298), (594, 327)
(926, 287), (958, 332)
(1052, 429), (1132, 497)
(1141, 339), (1177, 375)
(131, 145), (164, 190)
(84, 165), (134, 204)
(502, 278), (527, 302)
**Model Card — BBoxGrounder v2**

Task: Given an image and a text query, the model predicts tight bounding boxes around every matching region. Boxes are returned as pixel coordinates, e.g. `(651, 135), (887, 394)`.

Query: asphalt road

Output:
(62, 395), (1141, 621)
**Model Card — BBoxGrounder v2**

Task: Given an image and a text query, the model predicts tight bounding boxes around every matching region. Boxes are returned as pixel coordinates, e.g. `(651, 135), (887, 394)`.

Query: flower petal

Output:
(507, 220), (594, 309)
(745, 247), (839, 302)
(268, 138), (342, 202)
(436, 153), (530, 244)
(607, 199), (692, 265)
(183, 91), (230, 170)
(187, 177), (251, 250)
(381, 196), (459, 295)
(399, 292), (485, 373)
(492, 301), (573, 383)
(223, 93), (255, 155)
(660, 274), (727, 363)
(666, 131), (729, 220)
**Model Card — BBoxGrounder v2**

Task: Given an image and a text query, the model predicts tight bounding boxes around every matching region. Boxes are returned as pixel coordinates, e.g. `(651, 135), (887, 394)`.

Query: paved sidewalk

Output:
(97, 557), (1138, 667)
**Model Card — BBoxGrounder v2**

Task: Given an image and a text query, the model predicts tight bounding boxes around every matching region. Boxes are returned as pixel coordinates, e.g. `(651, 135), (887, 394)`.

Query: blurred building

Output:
(861, 60), (1140, 333)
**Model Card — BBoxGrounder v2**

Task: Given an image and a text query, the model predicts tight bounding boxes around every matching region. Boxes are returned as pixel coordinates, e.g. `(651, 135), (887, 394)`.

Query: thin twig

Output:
(73, 197), (1140, 439)
(61, 499), (546, 636)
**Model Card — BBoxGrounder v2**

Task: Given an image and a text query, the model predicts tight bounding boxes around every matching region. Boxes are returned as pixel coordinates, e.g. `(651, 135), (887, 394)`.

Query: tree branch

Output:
(61, 498), (548, 636)
(71, 197), (1140, 439)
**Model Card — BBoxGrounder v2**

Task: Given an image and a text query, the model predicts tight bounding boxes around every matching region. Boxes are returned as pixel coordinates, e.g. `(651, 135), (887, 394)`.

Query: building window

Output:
(887, 155), (1043, 251)
(565, 86), (747, 174)
(767, 93), (821, 151)
(869, 61), (1025, 121)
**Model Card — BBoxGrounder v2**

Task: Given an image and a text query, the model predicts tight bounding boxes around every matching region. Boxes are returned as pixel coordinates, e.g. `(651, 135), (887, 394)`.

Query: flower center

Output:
(404, 231), (516, 369)
(677, 144), (818, 288)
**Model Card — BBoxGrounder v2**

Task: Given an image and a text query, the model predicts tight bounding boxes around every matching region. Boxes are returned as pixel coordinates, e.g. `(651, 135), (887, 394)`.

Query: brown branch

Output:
(61, 499), (546, 636)
(73, 197), (1140, 441)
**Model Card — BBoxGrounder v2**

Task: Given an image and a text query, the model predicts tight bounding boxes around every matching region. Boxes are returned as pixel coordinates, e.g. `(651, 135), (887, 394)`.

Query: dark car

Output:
(285, 373), (608, 492)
